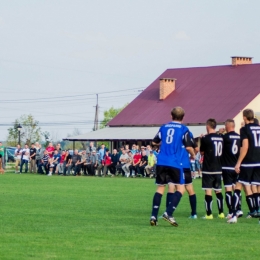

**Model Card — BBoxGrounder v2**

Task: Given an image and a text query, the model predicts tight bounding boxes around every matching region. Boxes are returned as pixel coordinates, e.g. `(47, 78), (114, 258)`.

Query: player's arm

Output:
(183, 131), (196, 159)
(234, 127), (248, 173)
(199, 136), (205, 156)
(152, 129), (161, 146)
(234, 139), (248, 173)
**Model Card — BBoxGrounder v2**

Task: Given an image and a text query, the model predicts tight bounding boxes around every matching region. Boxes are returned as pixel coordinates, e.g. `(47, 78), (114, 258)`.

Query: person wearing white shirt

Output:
(14, 144), (22, 173)
(20, 144), (30, 173)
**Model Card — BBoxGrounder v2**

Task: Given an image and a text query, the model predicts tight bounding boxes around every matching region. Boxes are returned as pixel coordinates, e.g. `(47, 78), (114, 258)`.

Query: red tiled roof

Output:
(108, 64), (260, 126)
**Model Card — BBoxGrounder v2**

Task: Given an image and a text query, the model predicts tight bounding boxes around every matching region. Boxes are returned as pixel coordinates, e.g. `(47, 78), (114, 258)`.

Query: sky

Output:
(1, 0), (260, 142)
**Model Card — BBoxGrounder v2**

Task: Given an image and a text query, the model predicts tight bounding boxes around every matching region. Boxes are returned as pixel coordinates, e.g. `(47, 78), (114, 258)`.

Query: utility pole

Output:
(93, 94), (99, 131)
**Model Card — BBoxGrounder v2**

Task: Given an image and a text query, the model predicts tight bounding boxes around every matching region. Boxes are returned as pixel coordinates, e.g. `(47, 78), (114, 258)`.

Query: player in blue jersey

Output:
(150, 107), (195, 227)
(166, 131), (198, 219)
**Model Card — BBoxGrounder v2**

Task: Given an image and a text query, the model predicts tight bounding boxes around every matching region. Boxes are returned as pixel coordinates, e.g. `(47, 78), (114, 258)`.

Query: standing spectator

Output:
(20, 144), (30, 173)
(29, 143), (37, 173)
(35, 144), (44, 171)
(0, 154), (4, 174)
(98, 144), (105, 161)
(88, 151), (98, 176)
(102, 150), (112, 177)
(46, 142), (55, 158)
(131, 152), (141, 177)
(56, 150), (66, 175)
(117, 149), (129, 176)
(38, 150), (50, 174)
(135, 145), (140, 153)
(137, 150), (148, 177)
(88, 142), (96, 153)
(0, 142), (5, 169)
(110, 149), (119, 177)
(96, 152), (104, 176)
(84, 151), (92, 175)
(145, 151), (156, 177)
(63, 150), (72, 176)
(14, 144), (22, 173)
(122, 151), (133, 177)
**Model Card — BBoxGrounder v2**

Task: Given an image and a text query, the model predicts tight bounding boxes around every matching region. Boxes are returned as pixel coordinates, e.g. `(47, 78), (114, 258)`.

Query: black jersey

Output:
(240, 123), (260, 166)
(200, 133), (223, 174)
(221, 131), (240, 169)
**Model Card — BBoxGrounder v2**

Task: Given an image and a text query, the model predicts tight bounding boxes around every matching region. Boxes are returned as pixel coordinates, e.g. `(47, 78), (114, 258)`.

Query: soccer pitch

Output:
(1, 174), (260, 260)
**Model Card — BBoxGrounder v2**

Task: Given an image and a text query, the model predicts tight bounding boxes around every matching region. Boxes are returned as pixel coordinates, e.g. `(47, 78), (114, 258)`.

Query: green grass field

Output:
(1, 173), (260, 260)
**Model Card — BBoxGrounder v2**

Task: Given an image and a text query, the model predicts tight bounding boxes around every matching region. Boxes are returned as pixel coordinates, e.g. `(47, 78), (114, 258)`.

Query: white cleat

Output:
(226, 213), (233, 219)
(47, 173), (52, 176)
(227, 216), (237, 224)
(236, 210), (243, 218)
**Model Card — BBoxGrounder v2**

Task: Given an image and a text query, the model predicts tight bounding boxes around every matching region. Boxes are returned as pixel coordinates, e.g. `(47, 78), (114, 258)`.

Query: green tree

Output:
(99, 104), (128, 129)
(6, 115), (41, 146)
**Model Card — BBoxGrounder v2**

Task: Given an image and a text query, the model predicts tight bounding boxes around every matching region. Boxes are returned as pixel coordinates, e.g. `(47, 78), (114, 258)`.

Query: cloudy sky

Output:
(1, 0), (260, 142)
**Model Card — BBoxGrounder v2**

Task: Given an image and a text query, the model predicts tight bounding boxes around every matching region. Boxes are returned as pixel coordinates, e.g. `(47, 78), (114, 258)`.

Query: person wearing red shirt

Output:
(46, 143), (55, 158)
(129, 152), (141, 177)
(56, 150), (66, 174)
(102, 149), (112, 177)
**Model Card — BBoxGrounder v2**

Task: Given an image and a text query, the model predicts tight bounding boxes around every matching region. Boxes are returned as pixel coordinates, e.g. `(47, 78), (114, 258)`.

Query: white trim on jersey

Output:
(238, 180), (251, 186)
(222, 167), (235, 170)
(251, 181), (260, 186)
(202, 171), (222, 174)
(241, 163), (260, 167)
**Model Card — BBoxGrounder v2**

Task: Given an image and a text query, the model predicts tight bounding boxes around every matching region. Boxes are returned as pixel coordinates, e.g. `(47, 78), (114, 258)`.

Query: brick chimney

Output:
(231, 56), (253, 66)
(159, 78), (176, 100)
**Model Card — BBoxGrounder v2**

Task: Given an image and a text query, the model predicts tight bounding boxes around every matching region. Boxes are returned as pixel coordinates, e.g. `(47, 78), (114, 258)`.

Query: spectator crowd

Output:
(13, 142), (160, 178)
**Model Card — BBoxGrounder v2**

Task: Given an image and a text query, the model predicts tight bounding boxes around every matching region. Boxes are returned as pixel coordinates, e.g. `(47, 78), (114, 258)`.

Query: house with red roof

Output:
(64, 57), (260, 149)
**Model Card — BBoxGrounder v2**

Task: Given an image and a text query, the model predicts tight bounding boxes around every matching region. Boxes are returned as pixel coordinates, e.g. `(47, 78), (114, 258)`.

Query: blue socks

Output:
(166, 191), (182, 216)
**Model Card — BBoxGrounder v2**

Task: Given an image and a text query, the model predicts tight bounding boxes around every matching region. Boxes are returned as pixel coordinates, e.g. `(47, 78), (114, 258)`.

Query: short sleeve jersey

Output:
(221, 131), (240, 168)
(153, 122), (192, 169)
(181, 132), (197, 169)
(200, 133), (223, 174)
(240, 123), (260, 165)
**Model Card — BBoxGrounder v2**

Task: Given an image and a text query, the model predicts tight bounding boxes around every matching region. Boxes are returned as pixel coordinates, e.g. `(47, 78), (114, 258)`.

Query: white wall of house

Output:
(233, 93), (260, 133)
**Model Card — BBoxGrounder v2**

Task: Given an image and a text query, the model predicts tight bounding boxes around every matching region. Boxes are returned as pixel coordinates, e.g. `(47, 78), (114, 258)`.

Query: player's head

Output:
(206, 118), (217, 133)
(225, 119), (235, 132)
(171, 106), (185, 122)
(242, 109), (254, 123)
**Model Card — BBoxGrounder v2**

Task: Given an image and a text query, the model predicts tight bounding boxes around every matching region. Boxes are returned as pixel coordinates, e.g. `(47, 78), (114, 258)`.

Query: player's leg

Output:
(214, 174), (224, 218)
(150, 166), (166, 226)
(251, 167), (260, 217)
(202, 174), (214, 219)
(184, 168), (197, 218)
(222, 170), (233, 218)
(163, 167), (185, 226)
(228, 167), (254, 223)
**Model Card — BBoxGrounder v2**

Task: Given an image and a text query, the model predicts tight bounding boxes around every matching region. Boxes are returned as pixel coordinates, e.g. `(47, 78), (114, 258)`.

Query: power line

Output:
(0, 88), (141, 103)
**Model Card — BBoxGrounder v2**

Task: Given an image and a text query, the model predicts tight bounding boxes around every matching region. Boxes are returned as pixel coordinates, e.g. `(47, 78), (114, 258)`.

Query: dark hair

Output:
(171, 106), (185, 121)
(243, 109), (254, 121)
(206, 118), (217, 130)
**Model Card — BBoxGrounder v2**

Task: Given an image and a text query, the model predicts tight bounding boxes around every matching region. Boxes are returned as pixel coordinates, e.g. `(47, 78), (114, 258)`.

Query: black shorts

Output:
(238, 166), (260, 185)
(222, 169), (238, 187)
(183, 168), (192, 185)
(202, 174), (222, 191)
(155, 165), (184, 185)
